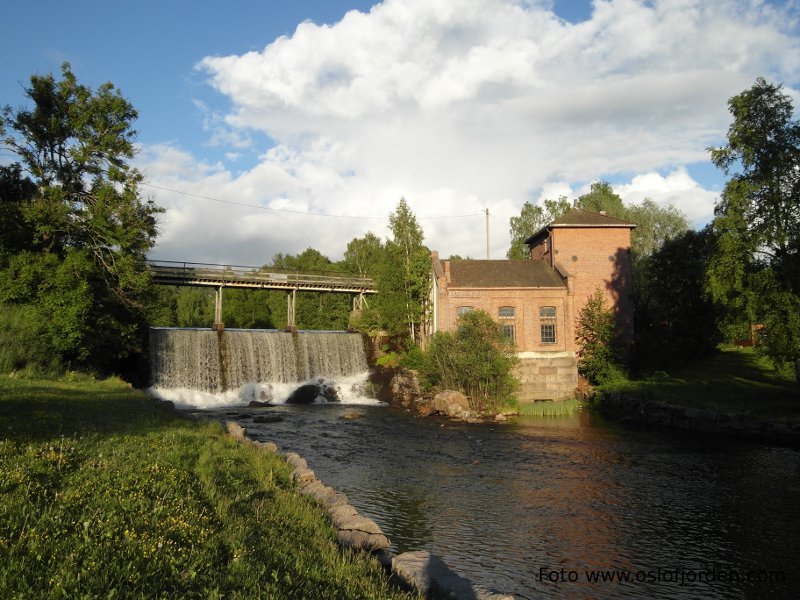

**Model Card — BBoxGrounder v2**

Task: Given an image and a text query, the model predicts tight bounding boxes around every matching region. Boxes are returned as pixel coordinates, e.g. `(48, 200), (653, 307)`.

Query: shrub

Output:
(421, 310), (517, 410)
(576, 288), (626, 386)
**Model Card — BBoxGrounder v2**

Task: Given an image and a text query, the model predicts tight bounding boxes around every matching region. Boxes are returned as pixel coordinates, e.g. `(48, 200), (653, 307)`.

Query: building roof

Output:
(448, 259), (566, 288)
(524, 209), (636, 244)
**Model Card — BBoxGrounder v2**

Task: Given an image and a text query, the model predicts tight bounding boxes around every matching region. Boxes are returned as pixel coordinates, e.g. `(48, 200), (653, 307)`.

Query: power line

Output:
(141, 182), (483, 221)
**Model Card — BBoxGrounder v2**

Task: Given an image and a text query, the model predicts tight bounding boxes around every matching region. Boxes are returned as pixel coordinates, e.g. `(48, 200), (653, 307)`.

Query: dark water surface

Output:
(224, 405), (799, 599)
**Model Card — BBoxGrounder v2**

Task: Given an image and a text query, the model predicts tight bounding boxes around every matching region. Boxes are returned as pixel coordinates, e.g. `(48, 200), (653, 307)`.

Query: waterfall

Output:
(148, 328), (374, 408)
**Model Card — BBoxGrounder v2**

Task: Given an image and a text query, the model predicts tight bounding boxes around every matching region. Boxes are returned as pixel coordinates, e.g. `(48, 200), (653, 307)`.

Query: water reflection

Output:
(223, 405), (798, 599)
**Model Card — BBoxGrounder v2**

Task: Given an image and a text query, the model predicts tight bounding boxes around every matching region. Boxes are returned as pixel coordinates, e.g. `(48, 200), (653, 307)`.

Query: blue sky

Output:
(2, 1), (798, 263)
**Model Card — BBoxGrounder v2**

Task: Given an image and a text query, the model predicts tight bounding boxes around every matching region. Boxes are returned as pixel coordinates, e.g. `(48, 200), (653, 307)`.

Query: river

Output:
(204, 403), (800, 599)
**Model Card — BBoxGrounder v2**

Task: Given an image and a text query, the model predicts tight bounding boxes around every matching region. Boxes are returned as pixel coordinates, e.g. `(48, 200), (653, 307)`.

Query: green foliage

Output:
(507, 196), (571, 259)
(342, 232), (385, 276)
(0, 64), (161, 375)
(421, 310), (518, 410)
(0, 376), (415, 599)
(0, 304), (63, 376)
(707, 78), (800, 378)
(633, 228), (720, 369)
(576, 181), (626, 217)
(576, 288), (625, 385)
(604, 346), (800, 424)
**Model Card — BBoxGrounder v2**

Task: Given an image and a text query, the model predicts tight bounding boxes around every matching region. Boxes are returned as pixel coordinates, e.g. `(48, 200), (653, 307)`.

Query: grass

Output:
(0, 375), (417, 599)
(602, 346), (800, 425)
(517, 397), (583, 417)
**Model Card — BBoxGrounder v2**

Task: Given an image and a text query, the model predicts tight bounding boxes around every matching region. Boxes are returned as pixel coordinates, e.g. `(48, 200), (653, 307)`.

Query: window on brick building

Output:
(498, 306), (515, 318)
(540, 306), (557, 343)
(457, 306), (473, 316)
(501, 324), (515, 343)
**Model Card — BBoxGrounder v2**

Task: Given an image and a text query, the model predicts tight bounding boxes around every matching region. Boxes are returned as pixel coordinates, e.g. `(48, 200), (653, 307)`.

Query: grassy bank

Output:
(602, 347), (800, 425)
(0, 375), (416, 599)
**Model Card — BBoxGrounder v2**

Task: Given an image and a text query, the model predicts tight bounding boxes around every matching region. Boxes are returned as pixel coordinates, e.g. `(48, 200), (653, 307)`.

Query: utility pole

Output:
(485, 208), (490, 259)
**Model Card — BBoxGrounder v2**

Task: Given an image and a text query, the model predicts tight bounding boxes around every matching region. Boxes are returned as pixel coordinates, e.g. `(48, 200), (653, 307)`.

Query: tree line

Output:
(1, 65), (797, 384)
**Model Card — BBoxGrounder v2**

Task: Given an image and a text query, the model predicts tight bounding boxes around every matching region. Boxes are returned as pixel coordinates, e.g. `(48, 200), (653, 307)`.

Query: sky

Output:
(2, 0), (799, 265)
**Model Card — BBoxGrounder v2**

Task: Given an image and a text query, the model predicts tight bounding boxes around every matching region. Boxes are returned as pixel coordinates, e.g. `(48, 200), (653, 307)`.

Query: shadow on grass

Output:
(0, 378), (185, 443)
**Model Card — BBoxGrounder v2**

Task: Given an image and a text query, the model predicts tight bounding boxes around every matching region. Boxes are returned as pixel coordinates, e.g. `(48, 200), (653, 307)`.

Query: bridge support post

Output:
(287, 289), (296, 329)
(214, 286), (224, 330)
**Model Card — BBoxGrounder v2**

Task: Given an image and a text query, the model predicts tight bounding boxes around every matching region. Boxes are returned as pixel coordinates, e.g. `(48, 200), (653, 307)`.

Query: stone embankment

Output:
(592, 391), (800, 447)
(382, 367), (513, 423)
(224, 421), (513, 599)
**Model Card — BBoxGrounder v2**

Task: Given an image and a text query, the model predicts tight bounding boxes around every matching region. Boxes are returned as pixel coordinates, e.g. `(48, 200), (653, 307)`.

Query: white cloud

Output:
(614, 167), (720, 226)
(143, 0), (800, 263)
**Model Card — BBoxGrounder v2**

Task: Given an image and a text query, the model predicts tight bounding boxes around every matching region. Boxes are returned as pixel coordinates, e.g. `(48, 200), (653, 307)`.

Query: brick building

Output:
(429, 209), (635, 401)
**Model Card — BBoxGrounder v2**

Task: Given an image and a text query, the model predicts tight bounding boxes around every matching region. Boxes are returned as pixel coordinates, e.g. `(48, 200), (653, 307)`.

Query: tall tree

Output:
(0, 64), (162, 373)
(708, 78), (800, 379)
(506, 197), (571, 259)
(342, 232), (384, 276)
(384, 198), (430, 341)
(576, 181), (626, 217)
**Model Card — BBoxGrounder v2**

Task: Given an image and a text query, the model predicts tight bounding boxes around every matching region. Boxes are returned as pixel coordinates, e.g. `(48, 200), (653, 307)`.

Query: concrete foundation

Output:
(514, 355), (578, 401)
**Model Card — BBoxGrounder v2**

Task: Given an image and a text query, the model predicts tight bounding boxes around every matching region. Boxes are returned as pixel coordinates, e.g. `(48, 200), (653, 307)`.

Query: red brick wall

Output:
(550, 227), (633, 342)
(436, 269), (575, 353)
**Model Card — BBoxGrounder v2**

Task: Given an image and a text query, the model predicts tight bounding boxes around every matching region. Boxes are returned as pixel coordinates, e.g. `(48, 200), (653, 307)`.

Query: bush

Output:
(0, 303), (63, 377)
(421, 310), (517, 410)
(576, 288), (626, 386)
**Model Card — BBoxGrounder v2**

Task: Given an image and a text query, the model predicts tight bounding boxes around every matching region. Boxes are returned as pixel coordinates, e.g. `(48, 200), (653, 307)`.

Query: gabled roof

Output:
(448, 260), (566, 288)
(524, 209), (636, 244)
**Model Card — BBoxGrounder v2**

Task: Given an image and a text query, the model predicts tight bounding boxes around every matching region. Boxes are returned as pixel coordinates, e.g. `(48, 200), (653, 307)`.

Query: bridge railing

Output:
(148, 260), (376, 290)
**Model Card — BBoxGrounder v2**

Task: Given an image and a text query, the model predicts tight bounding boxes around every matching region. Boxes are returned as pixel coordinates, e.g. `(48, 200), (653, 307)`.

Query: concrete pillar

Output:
(214, 286), (224, 330)
(287, 289), (296, 328)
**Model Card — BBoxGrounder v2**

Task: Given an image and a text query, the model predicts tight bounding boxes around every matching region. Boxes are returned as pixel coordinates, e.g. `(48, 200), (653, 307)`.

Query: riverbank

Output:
(593, 347), (800, 446)
(0, 375), (416, 599)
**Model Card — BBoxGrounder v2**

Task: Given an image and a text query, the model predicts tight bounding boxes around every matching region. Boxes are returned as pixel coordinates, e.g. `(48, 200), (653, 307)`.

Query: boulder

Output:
(389, 369), (422, 409)
(336, 514), (390, 551)
(286, 384), (322, 404)
(286, 382), (340, 404)
(252, 415), (283, 424)
(432, 390), (471, 419)
(248, 400), (272, 408)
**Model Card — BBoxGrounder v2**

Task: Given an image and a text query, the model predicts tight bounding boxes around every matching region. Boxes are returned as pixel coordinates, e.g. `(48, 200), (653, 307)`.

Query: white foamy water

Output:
(148, 371), (384, 410)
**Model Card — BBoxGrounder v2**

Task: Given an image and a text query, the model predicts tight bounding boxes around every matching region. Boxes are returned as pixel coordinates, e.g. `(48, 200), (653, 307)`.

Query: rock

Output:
(432, 390), (471, 419)
(251, 440), (278, 453)
(495, 413), (507, 422)
(286, 384), (322, 404)
(252, 415), (283, 424)
(337, 528), (391, 552)
(292, 467), (316, 483)
(389, 369), (422, 409)
(417, 403), (433, 417)
(328, 503), (359, 527)
(284, 453), (308, 471)
(340, 411), (363, 420)
(286, 382), (339, 404)
(336, 514), (390, 551)
(225, 421), (247, 441)
(248, 400), (272, 407)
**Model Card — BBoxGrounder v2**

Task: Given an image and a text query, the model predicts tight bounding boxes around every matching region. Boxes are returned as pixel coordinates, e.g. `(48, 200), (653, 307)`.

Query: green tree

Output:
(0, 64), (161, 374)
(342, 232), (384, 276)
(634, 229), (720, 369)
(576, 288), (624, 385)
(422, 310), (517, 409)
(576, 181), (626, 217)
(267, 249), (350, 330)
(507, 197), (571, 259)
(379, 198), (430, 340)
(708, 78), (800, 379)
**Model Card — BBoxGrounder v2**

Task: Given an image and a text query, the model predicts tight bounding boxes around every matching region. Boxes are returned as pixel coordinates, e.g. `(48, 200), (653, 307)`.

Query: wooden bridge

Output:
(148, 260), (376, 328)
